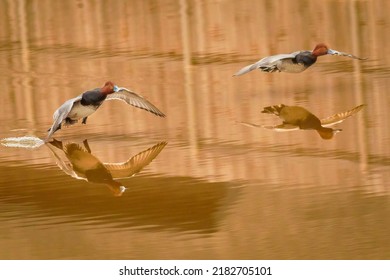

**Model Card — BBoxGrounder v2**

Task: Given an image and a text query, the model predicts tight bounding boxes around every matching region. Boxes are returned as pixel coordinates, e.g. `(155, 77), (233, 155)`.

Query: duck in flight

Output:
(233, 43), (366, 76)
(46, 81), (165, 141)
(240, 104), (364, 140)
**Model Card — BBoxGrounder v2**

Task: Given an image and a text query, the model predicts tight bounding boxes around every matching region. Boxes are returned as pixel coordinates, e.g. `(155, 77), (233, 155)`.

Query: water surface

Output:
(0, 0), (389, 259)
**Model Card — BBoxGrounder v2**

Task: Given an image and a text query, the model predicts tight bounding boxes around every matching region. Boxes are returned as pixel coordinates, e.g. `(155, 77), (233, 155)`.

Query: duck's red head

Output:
(317, 127), (340, 140)
(101, 81), (116, 95)
(312, 43), (329, 57)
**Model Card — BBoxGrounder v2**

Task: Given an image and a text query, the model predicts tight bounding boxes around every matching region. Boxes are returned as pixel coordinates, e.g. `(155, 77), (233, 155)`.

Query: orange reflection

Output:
(47, 139), (167, 196)
(240, 104), (364, 140)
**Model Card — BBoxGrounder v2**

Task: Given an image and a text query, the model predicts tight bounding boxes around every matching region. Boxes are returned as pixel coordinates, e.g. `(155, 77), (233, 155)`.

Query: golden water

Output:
(0, 0), (389, 259)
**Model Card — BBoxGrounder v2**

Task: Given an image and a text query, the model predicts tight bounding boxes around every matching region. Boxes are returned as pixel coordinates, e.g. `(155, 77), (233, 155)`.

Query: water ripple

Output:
(1, 136), (45, 149)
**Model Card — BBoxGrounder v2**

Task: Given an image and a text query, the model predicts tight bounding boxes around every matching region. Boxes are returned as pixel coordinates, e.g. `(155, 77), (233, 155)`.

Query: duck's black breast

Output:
(293, 51), (317, 67)
(80, 88), (107, 106)
(299, 114), (323, 130)
(85, 166), (113, 183)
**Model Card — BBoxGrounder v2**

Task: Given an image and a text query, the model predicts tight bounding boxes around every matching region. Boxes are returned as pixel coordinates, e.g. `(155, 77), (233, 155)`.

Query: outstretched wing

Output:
(327, 49), (367, 60)
(46, 95), (82, 141)
(45, 141), (86, 181)
(106, 87), (165, 117)
(321, 104), (365, 127)
(233, 51), (301, 76)
(103, 141), (167, 179)
(239, 121), (300, 131)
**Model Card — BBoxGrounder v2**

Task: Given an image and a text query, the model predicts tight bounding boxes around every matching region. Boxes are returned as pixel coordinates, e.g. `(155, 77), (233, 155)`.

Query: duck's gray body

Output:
(234, 51), (314, 75)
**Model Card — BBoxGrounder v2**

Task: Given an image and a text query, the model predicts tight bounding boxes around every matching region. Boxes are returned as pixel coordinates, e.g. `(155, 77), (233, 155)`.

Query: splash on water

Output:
(0, 136), (45, 149)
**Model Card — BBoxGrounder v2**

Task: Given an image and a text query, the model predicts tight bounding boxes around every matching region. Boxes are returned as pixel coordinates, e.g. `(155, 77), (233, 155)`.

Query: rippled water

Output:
(0, 0), (389, 259)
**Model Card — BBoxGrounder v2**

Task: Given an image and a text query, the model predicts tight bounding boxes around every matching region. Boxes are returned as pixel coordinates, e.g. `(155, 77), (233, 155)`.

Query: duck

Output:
(240, 104), (364, 140)
(46, 81), (165, 141)
(47, 139), (167, 196)
(233, 43), (365, 76)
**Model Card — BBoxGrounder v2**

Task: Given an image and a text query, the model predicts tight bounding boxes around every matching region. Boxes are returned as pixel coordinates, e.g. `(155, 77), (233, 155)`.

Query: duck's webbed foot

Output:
(65, 118), (77, 126)
(259, 66), (278, 73)
(82, 117), (88, 124)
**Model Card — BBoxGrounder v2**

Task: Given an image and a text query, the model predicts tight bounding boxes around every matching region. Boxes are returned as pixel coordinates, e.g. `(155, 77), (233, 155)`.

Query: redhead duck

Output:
(46, 81), (165, 141)
(234, 43), (365, 76)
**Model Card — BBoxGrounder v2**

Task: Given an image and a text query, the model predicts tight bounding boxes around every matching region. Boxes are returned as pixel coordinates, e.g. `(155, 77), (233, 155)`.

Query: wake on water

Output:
(0, 136), (45, 149)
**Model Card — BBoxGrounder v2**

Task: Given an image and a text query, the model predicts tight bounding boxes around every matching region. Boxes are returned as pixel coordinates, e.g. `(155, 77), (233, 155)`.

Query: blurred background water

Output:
(0, 0), (389, 259)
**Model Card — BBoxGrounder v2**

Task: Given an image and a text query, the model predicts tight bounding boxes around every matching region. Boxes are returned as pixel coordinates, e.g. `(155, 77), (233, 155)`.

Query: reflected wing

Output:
(46, 95), (82, 140)
(265, 124), (300, 131)
(238, 121), (263, 128)
(239, 121), (300, 131)
(233, 52), (300, 76)
(321, 104), (365, 127)
(46, 142), (86, 181)
(328, 49), (367, 60)
(106, 87), (165, 117)
(104, 141), (167, 179)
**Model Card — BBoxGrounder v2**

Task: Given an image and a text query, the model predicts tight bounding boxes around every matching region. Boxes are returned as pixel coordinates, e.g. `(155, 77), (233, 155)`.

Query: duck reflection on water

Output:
(240, 104), (364, 140)
(46, 139), (167, 196)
